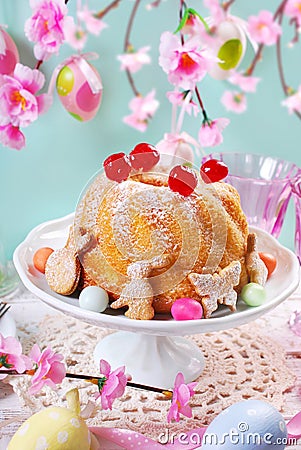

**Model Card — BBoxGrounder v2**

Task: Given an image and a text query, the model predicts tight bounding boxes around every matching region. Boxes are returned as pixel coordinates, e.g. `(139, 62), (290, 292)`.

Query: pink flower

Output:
(117, 46), (151, 73)
(0, 124), (25, 150)
(28, 344), (66, 394)
(0, 333), (31, 380)
(156, 131), (199, 163)
(95, 359), (127, 410)
(198, 117), (230, 148)
(166, 90), (199, 116)
(25, 0), (72, 61)
(167, 372), (197, 422)
(77, 5), (108, 35)
(221, 90), (247, 113)
(228, 72), (261, 93)
(123, 89), (159, 132)
(63, 17), (87, 51)
(282, 86), (301, 114)
(0, 63), (52, 128)
(248, 10), (282, 46)
(159, 31), (215, 89)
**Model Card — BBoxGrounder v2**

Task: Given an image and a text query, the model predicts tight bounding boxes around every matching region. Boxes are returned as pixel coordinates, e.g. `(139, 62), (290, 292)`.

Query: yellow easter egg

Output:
(8, 406), (91, 450)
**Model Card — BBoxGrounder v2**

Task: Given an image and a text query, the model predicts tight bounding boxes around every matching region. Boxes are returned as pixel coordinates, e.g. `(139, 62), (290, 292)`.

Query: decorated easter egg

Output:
(202, 399), (287, 449)
(8, 390), (92, 450)
(8, 407), (91, 450)
(209, 18), (247, 80)
(79, 285), (109, 312)
(56, 57), (102, 122)
(0, 28), (19, 75)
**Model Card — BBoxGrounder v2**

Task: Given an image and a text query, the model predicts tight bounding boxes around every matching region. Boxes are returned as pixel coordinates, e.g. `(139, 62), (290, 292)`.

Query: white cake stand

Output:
(14, 213), (300, 388)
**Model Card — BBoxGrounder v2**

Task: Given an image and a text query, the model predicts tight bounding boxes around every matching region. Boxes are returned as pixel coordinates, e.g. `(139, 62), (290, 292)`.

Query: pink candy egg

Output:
(0, 28), (19, 75)
(171, 298), (203, 320)
(56, 58), (103, 122)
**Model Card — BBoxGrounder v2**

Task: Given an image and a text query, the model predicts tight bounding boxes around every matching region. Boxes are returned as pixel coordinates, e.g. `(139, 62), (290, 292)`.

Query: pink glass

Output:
(291, 177), (301, 264)
(202, 152), (300, 238)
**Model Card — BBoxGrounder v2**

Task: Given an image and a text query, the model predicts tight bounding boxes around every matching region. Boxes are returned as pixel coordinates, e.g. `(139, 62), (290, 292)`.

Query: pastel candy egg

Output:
(202, 399), (287, 449)
(56, 58), (102, 122)
(209, 19), (247, 80)
(0, 28), (19, 75)
(8, 406), (91, 450)
(79, 286), (109, 312)
(241, 282), (267, 307)
(171, 298), (203, 320)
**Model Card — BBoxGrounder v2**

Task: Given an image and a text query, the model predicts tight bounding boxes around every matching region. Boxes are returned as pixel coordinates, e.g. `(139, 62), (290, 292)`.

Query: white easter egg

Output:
(209, 18), (247, 80)
(79, 286), (109, 312)
(202, 399), (287, 449)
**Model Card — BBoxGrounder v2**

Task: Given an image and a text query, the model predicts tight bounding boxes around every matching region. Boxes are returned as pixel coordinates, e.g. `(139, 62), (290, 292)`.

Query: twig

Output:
(222, 0), (235, 12)
(96, 0), (122, 19)
(0, 369), (173, 396)
(195, 86), (208, 121)
(123, 0), (142, 97)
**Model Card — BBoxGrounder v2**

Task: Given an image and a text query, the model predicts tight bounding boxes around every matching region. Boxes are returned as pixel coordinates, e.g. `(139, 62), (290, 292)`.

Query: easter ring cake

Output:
(44, 145), (268, 320)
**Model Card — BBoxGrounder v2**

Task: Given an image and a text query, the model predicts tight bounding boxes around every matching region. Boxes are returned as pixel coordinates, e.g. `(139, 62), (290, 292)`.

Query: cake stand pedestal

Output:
(94, 331), (204, 388)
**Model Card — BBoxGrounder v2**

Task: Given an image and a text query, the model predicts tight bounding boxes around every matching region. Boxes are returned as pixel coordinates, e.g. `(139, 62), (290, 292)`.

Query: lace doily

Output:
(9, 314), (295, 440)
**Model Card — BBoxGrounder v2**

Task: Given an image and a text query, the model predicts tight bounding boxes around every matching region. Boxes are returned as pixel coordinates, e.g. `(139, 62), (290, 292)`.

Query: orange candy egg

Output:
(33, 247), (54, 273)
(259, 252), (277, 278)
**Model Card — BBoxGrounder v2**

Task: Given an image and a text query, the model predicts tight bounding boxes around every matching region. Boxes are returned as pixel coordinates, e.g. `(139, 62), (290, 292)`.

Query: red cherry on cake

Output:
(103, 152), (131, 183)
(200, 159), (229, 183)
(168, 165), (198, 197)
(129, 142), (160, 172)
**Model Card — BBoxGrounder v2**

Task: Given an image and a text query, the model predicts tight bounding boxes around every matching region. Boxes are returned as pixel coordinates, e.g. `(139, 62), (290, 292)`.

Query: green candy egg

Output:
(241, 282), (267, 307)
(56, 66), (74, 96)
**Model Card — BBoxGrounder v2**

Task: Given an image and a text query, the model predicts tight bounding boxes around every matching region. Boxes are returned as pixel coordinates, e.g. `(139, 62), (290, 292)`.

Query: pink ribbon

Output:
(89, 412), (301, 449)
(48, 52), (102, 96)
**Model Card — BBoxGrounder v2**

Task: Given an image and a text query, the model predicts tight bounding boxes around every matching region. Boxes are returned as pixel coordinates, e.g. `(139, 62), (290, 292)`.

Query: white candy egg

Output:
(79, 286), (109, 312)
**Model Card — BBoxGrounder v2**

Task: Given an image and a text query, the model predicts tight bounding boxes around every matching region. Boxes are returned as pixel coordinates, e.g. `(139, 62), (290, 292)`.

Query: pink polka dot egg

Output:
(56, 57), (103, 122)
(0, 28), (19, 75)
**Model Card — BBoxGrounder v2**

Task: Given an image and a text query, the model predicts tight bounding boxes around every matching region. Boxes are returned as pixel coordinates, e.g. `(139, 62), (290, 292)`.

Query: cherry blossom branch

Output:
(195, 86), (208, 121)
(123, 0), (141, 97)
(0, 369), (172, 396)
(222, 0), (236, 12)
(95, 0), (122, 19)
(275, 5), (301, 120)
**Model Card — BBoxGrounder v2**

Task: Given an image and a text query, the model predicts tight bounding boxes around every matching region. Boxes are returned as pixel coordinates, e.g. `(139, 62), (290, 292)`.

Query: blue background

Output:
(0, 0), (300, 259)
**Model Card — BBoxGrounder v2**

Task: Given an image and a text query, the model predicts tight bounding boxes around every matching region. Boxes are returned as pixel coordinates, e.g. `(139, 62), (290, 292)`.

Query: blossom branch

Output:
(96, 0), (122, 19)
(222, 0), (236, 12)
(123, 0), (142, 97)
(0, 369), (172, 396)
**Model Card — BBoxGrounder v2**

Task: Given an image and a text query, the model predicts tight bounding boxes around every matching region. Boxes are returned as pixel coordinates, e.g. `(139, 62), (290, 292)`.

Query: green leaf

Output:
(174, 8), (210, 34)
(218, 39), (243, 71)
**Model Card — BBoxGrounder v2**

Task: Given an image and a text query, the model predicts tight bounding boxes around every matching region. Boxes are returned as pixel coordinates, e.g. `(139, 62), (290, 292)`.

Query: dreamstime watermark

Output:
(157, 424), (298, 446)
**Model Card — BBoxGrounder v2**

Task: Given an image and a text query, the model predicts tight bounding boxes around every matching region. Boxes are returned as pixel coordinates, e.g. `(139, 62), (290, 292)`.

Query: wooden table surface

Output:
(1, 281), (301, 449)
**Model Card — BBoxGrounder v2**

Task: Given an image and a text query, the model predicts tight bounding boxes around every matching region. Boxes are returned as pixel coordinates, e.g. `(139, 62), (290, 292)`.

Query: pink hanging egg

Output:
(0, 28), (19, 75)
(56, 58), (103, 122)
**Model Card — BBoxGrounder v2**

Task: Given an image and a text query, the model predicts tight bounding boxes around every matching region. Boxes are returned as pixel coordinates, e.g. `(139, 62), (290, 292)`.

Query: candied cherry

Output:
(103, 152), (131, 183)
(129, 142), (160, 172)
(168, 165), (198, 197)
(200, 159), (229, 183)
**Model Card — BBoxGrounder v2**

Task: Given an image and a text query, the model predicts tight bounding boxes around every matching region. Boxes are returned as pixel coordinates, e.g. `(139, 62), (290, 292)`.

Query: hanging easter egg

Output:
(202, 399), (287, 449)
(56, 56), (103, 122)
(209, 18), (247, 80)
(0, 28), (19, 75)
(8, 389), (92, 450)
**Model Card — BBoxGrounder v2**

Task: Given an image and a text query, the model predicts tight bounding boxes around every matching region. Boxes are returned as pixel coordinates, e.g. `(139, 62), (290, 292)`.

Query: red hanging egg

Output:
(0, 28), (19, 75)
